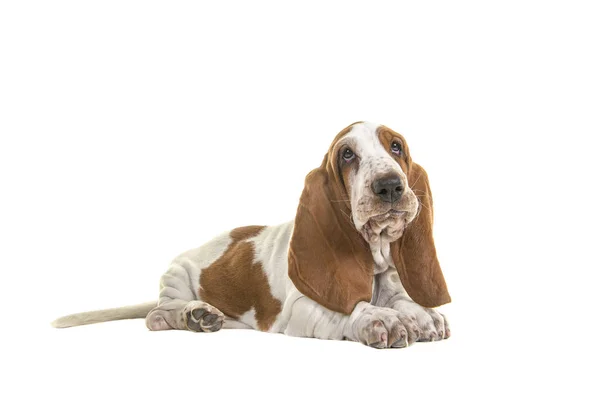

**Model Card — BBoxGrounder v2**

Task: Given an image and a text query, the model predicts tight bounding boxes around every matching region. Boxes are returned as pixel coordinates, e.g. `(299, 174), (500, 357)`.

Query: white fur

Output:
(343, 122), (416, 229)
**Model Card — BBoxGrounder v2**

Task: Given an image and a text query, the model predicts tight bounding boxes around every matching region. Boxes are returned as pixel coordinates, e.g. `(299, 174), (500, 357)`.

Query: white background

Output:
(1, 1), (599, 399)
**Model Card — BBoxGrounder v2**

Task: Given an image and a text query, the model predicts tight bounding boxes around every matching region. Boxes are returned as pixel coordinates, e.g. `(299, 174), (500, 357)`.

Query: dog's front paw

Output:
(391, 299), (450, 342)
(353, 307), (409, 349)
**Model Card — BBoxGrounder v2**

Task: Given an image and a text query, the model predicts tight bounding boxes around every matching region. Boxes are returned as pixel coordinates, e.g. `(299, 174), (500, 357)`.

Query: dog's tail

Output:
(51, 301), (156, 328)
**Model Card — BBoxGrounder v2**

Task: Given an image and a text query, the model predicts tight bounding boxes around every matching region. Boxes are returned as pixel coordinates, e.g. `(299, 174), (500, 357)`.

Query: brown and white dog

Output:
(52, 121), (451, 349)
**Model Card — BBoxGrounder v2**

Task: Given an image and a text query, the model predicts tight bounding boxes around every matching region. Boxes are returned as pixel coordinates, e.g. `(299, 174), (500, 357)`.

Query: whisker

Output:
(330, 199), (351, 204)
(409, 171), (424, 189)
(417, 198), (430, 211)
(338, 207), (355, 228)
(410, 189), (427, 195)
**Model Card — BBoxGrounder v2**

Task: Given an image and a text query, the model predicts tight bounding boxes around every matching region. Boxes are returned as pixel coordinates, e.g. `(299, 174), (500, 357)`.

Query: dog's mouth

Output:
(369, 209), (407, 222)
(360, 210), (408, 244)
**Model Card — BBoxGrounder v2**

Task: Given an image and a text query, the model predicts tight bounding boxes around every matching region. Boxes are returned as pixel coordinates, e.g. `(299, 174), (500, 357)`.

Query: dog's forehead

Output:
(341, 122), (388, 157)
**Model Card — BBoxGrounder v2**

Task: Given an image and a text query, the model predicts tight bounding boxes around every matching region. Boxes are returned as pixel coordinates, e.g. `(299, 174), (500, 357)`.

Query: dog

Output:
(52, 121), (451, 349)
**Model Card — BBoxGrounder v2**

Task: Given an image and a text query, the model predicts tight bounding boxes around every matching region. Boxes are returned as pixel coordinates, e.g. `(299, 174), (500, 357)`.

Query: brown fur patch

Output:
(230, 225), (267, 242)
(341, 161), (355, 194)
(198, 225), (282, 331)
(377, 126), (410, 173)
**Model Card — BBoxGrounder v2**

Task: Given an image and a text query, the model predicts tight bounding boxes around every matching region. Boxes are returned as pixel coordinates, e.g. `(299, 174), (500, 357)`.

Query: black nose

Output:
(371, 174), (404, 203)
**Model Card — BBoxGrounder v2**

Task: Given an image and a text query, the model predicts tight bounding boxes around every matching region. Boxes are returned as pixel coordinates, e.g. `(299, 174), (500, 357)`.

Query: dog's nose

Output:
(371, 174), (404, 203)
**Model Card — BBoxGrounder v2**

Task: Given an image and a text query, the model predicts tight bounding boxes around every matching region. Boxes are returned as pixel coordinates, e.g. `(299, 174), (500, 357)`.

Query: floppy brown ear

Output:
(288, 159), (373, 315)
(390, 163), (451, 308)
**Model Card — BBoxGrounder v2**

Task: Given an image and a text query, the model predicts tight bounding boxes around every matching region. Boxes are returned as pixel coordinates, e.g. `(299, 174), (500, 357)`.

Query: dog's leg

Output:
(146, 300), (225, 333)
(284, 296), (408, 348)
(374, 267), (450, 343)
(145, 263), (225, 333)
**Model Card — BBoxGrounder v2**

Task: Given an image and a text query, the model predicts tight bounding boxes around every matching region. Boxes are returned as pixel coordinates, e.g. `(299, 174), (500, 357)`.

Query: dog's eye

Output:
(391, 142), (402, 155)
(342, 148), (355, 161)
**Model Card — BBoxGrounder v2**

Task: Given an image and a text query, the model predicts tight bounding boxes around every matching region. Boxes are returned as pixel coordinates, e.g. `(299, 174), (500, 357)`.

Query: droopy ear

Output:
(390, 163), (451, 308)
(288, 160), (373, 315)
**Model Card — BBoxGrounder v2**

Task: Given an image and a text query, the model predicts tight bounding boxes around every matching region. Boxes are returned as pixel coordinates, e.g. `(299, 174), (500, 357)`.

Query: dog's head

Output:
(288, 122), (450, 314)
(334, 122), (419, 244)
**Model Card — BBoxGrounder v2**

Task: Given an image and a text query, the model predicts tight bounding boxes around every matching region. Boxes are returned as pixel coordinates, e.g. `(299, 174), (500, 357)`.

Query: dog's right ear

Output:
(288, 149), (373, 315)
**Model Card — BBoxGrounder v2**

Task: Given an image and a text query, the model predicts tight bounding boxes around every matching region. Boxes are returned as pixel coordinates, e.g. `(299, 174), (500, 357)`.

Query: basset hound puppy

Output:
(52, 121), (451, 348)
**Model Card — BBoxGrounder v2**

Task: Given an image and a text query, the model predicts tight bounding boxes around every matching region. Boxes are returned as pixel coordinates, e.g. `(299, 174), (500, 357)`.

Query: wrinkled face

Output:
(334, 122), (419, 245)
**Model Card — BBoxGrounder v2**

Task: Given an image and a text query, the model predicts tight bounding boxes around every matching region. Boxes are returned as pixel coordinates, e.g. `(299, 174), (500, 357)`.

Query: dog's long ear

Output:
(288, 155), (373, 315)
(390, 162), (451, 308)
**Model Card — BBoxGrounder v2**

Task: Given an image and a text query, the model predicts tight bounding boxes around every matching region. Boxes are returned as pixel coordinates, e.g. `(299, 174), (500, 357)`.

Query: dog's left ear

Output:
(390, 162), (451, 308)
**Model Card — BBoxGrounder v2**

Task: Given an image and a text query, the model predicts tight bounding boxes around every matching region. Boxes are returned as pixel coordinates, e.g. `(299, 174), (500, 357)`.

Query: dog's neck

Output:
(370, 240), (393, 274)
(367, 225), (406, 275)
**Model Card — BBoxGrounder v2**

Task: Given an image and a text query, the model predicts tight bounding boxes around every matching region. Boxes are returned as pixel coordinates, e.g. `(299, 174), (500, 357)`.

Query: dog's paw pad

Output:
(184, 302), (224, 333)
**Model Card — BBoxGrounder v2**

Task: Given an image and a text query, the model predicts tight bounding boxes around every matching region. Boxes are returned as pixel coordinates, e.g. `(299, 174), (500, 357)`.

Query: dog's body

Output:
(53, 122), (451, 348)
